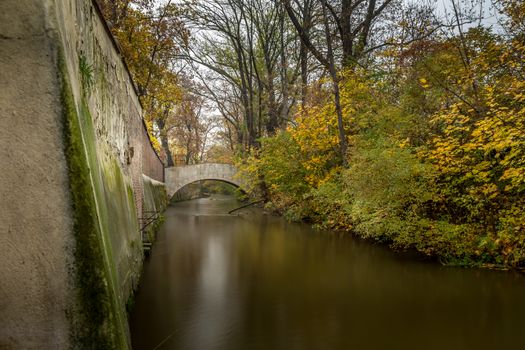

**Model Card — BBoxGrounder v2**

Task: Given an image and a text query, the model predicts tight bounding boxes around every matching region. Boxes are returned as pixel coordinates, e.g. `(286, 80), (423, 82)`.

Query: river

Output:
(130, 195), (525, 350)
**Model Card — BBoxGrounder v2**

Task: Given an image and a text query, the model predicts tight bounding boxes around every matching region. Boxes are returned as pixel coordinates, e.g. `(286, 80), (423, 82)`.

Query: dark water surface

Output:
(130, 196), (525, 350)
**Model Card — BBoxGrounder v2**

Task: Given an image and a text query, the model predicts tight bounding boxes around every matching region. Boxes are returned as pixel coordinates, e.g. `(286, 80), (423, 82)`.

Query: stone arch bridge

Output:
(165, 163), (242, 198)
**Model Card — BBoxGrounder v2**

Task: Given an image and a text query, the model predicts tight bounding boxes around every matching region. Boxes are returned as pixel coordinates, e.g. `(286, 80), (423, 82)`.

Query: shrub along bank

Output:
(238, 29), (525, 269)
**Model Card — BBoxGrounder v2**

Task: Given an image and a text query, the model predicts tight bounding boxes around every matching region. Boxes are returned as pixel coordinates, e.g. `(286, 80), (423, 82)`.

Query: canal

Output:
(130, 195), (525, 350)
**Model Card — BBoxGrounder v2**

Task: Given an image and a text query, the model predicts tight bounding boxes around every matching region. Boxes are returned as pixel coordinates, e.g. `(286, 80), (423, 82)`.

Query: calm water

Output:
(130, 196), (525, 350)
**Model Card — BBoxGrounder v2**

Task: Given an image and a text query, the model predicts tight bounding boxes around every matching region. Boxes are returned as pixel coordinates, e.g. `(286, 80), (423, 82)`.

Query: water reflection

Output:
(179, 235), (239, 350)
(130, 196), (525, 350)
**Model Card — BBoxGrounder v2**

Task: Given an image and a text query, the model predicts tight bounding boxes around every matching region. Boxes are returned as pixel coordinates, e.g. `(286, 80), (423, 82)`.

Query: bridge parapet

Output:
(165, 163), (241, 198)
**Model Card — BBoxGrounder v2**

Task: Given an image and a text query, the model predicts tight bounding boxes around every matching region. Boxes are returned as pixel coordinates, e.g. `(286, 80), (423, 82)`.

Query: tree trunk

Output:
(300, 41), (309, 105)
(341, 0), (354, 67)
(299, 0), (312, 104)
(354, 0), (376, 59)
(156, 118), (174, 167)
(161, 134), (174, 167)
(321, 0), (348, 165)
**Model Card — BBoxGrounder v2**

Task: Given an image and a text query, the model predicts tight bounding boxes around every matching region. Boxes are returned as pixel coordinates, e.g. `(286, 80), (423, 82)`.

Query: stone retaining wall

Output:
(0, 0), (166, 348)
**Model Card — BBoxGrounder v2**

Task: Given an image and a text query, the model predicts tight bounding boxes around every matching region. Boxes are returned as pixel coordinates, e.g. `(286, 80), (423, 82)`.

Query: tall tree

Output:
(183, 0), (302, 151)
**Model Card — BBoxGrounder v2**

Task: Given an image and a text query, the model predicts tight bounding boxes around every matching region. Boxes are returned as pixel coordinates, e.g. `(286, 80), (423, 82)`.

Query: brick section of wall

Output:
(141, 123), (165, 183)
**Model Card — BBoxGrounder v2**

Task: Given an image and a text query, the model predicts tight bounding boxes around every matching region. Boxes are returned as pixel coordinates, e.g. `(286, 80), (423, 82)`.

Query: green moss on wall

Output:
(59, 53), (129, 349)
(142, 175), (168, 241)
(99, 157), (142, 295)
(79, 54), (94, 93)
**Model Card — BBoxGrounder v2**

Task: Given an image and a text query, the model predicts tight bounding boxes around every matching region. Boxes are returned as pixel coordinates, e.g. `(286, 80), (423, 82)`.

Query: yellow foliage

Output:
(145, 120), (162, 154)
(289, 71), (375, 187)
(419, 77), (431, 89)
(423, 37), (525, 223)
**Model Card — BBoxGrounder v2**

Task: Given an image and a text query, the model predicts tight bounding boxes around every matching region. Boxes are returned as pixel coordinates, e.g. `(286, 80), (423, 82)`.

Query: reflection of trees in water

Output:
(133, 197), (525, 350)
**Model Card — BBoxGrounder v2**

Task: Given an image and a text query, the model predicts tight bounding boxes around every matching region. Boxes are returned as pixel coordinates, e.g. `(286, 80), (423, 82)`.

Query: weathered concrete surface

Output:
(165, 164), (241, 198)
(142, 175), (168, 239)
(0, 0), (73, 348)
(0, 0), (166, 348)
(143, 175), (168, 214)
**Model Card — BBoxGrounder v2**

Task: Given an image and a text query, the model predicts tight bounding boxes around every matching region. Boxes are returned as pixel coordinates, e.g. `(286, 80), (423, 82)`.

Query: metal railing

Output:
(138, 211), (160, 255)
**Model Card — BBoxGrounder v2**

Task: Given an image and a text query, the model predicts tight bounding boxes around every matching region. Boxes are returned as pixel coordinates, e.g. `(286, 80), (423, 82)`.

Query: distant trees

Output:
(181, 0), (304, 152)
(167, 80), (219, 165)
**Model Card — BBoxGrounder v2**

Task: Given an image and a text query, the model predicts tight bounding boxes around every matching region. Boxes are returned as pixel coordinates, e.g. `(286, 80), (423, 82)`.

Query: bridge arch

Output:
(165, 163), (243, 199)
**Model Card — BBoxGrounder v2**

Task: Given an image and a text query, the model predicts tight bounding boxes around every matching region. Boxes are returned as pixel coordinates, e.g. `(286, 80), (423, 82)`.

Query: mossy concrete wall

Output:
(143, 175), (168, 216)
(1, 0), (166, 348)
(0, 1), (74, 348)
(142, 175), (168, 240)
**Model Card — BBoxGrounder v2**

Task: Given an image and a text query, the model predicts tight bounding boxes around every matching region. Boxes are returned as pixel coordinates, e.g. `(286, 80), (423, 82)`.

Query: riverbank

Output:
(251, 169), (525, 271)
